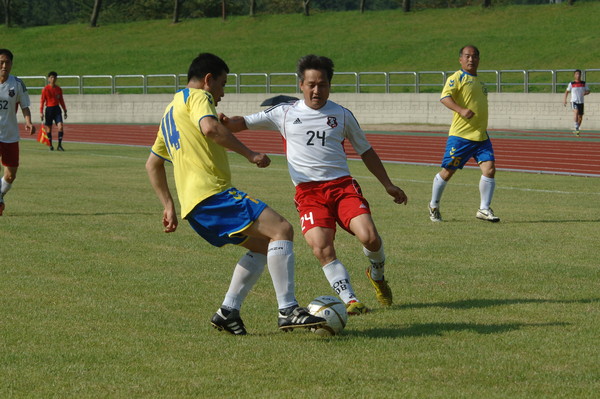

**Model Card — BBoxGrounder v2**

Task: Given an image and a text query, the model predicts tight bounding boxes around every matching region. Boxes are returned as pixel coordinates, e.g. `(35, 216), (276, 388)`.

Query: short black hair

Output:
(574, 69), (582, 74)
(187, 53), (229, 83)
(297, 54), (334, 83)
(48, 71), (58, 78)
(0, 49), (14, 61)
(459, 45), (480, 57)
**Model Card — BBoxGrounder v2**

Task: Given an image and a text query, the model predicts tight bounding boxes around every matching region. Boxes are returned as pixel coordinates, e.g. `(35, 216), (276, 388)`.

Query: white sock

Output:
(322, 259), (358, 304)
(267, 240), (298, 311)
(479, 175), (496, 210)
(1, 178), (12, 198)
(222, 251), (267, 311)
(430, 173), (447, 209)
(364, 241), (386, 281)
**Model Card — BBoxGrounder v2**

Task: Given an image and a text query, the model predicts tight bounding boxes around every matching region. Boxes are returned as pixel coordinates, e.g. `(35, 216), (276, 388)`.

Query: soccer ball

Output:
(307, 295), (348, 336)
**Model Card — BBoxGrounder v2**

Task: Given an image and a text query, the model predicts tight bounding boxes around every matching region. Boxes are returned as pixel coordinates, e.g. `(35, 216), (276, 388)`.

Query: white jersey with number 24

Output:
(244, 100), (372, 186)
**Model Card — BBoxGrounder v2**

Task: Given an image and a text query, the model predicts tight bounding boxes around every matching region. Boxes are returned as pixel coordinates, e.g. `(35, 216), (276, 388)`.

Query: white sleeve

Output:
(17, 78), (31, 109)
(243, 103), (288, 132)
(566, 82), (572, 92)
(343, 108), (371, 155)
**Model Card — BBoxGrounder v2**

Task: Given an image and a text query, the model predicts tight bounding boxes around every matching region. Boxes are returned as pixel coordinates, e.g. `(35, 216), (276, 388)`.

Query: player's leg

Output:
(430, 137), (464, 222)
(45, 108), (54, 150)
(348, 214), (393, 307)
(56, 121), (65, 151)
(243, 206), (325, 330)
(0, 143), (19, 216)
(476, 159), (499, 222)
(572, 105), (580, 134)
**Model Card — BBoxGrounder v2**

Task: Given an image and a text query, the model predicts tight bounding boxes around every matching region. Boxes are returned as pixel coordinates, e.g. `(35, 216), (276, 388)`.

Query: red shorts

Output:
(294, 175), (371, 235)
(0, 142), (19, 167)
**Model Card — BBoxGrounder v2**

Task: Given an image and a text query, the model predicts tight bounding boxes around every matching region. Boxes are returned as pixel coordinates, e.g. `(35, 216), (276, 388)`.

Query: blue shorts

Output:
(571, 102), (584, 115)
(44, 105), (63, 126)
(441, 136), (495, 170)
(186, 188), (268, 247)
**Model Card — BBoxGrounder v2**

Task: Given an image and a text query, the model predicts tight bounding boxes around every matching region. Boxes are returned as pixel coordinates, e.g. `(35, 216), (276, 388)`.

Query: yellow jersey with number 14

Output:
(151, 88), (232, 218)
(441, 70), (489, 142)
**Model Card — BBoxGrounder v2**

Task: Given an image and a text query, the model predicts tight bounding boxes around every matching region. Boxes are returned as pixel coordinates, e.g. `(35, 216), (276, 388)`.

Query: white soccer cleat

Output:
(429, 205), (442, 222)
(476, 208), (500, 222)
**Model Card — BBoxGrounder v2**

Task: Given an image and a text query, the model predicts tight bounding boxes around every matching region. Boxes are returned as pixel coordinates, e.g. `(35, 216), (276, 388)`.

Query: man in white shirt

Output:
(563, 69), (590, 136)
(222, 55), (407, 315)
(0, 49), (35, 215)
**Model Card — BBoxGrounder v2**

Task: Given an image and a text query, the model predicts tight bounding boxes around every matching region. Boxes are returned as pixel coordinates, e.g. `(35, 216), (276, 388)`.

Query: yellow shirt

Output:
(151, 88), (231, 218)
(441, 70), (489, 142)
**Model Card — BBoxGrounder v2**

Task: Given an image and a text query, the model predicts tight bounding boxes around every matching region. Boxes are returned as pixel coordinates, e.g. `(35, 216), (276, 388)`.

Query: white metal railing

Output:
(20, 69), (599, 95)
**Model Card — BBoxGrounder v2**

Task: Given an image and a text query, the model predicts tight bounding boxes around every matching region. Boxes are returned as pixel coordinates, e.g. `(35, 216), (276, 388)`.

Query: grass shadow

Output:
(398, 297), (600, 310)
(344, 321), (569, 339)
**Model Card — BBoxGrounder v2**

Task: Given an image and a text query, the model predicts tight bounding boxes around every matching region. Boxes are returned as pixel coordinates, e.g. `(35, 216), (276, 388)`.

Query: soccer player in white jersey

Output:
(0, 49), (35, 216)
(563, 69), (590, 136)
(222, 55), (408, 315)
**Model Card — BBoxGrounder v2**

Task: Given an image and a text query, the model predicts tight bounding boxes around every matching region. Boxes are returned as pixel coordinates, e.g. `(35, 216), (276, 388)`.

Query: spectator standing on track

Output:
(221, 54), (408, 315)
(145, 52), (325, 335)
(563, 69), (590, 137)
(429, 45), (500, 223)
(0, 48), (35, 216)
(40, 71), (68, 151)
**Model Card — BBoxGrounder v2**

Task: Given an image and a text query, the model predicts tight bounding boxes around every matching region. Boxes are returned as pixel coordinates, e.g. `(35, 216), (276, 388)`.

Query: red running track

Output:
(21, 124), (600, 177)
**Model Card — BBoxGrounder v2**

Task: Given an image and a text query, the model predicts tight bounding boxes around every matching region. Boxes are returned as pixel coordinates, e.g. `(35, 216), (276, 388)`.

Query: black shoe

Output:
(211, 308), (247, 335)
(50, 146), (54, 151)
(278, 306), (326, 332)
(57, 145), (64, 151)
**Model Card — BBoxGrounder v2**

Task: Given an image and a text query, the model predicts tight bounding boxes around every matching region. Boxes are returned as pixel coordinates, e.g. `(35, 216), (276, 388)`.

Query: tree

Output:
(2, 0), (11, 27)
(483, 0), (491, 8)
(90, 0), (102, 27)
(249, 0), (256, 16)
(402, 0), (410, 12)
(359, 0), (366, 13)
(173, 0), (181, 23)
(303, 0), (311, 16)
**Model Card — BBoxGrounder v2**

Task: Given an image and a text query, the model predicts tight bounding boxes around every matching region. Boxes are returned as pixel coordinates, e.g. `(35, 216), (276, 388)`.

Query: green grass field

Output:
(1, 2), (598, 77)
(1, 140), (598, 397)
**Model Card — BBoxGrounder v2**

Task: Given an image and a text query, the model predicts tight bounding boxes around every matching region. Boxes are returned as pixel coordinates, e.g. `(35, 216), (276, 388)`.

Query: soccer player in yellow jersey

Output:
(145, 53), (325, 335)
(429, 45), (500, 223)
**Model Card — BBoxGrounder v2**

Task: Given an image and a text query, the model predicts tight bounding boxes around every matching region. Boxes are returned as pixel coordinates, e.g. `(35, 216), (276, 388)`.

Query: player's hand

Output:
(64, 111), (68, 120)
(162, 208), (178, 233)
(387, 185), (408, 205)
(459, 108), (475, 119)
(219, 113), (229, 124)
(40, 114), (44, 121)
(251, 152), (271, 168)
(26, 123), (36, 136)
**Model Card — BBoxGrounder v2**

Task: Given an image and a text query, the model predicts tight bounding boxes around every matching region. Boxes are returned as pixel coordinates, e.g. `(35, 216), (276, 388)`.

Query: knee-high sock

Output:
(222, 251), (267, 311)
(267, 240), (297, 310)
(323, 259), (358, 304)
(430, 173), (448, 208)
(479, 175), (496, 210)
(364, 240), (386, 280)
(1, 177), (12, 199)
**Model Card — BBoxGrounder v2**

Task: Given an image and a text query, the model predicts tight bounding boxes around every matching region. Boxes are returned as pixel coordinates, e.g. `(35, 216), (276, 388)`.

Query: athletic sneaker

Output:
(211, 308), (247, 335)
(476, 208), (500, 222)
(366, 267), (393, 306)
(346, 300), (370, 316)
(50, 146), (54, 151)
(572, 129), (580, 137)
(278, 306), (326, 331)
(0, 201), (4, 216)
(57, 145), (65, 151)
(429, 206), (442, 222)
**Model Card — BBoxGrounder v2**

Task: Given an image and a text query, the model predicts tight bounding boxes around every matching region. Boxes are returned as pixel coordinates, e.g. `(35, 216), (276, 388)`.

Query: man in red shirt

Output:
(40, 71), (67, 151)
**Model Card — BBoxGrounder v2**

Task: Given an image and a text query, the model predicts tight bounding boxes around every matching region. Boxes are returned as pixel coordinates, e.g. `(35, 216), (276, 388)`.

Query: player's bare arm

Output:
(201, 116), (270, 168)
(145, 153), (178, 233)
(441, 96), (474, 119)
(22, 107), (35, 135)
(219, 113), (248, 133)
(361, 148), (408, 205)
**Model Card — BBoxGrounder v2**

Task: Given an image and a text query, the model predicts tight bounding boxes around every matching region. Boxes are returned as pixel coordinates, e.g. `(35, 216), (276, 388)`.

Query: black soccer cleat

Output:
(211, 308), (247, 335)
(278, 306), (326, 332)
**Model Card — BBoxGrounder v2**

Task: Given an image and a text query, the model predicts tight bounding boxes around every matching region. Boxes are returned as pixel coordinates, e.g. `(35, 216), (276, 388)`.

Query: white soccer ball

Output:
(307, 295), (348, 336)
